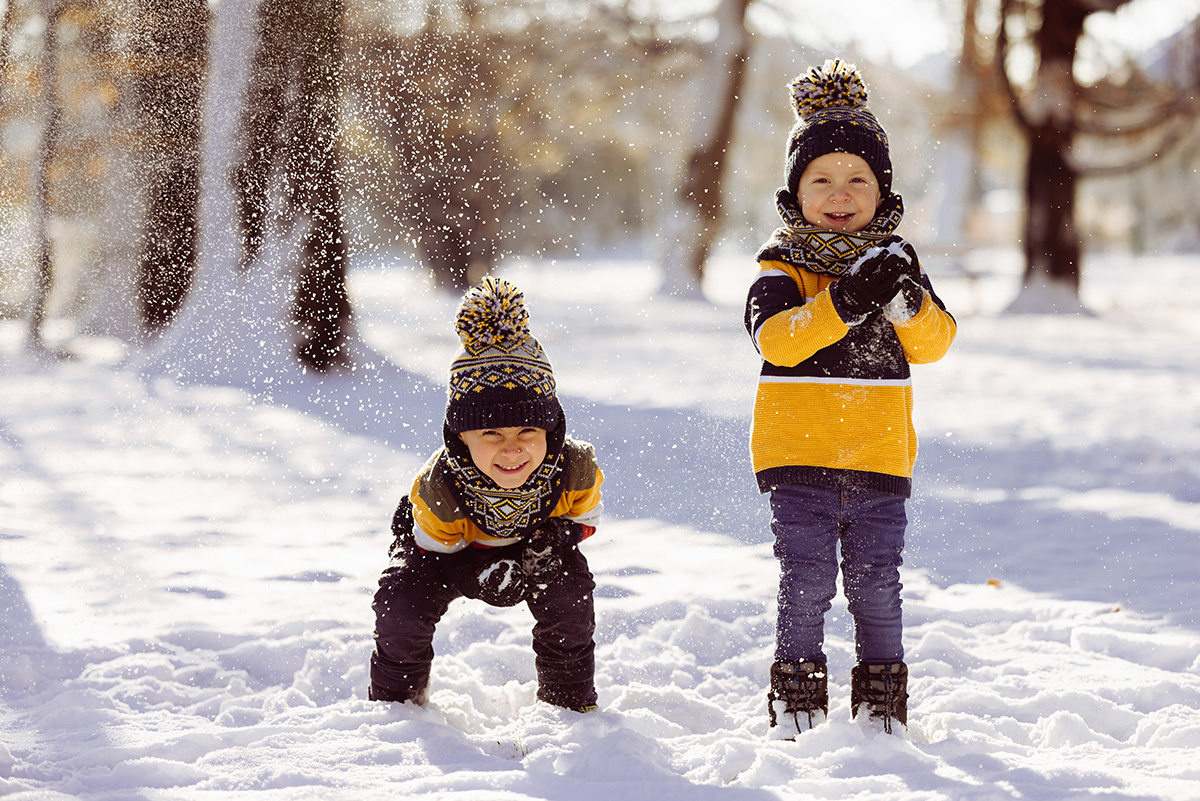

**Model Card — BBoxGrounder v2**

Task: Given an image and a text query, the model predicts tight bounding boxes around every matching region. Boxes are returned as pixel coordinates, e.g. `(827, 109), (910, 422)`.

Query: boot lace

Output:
(771, 660), (827, 729)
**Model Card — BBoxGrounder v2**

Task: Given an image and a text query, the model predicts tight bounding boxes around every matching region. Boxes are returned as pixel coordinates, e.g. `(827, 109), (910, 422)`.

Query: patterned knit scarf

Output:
(756, 188), (905, 276)
(441, 418), (567, 541)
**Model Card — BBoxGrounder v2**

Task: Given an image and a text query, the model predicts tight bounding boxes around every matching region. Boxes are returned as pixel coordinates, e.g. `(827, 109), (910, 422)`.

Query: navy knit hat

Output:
(784, 59), (893, 200)
(444, 277), (561, 434)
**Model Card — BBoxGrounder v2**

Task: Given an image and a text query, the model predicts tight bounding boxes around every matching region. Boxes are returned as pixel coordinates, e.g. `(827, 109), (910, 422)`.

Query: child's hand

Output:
(523, 518), (581, 597)
(387, 496), (416, 560)
(460, 555), (526, 606)
(879, 238), (924, 323)
(833, 237), (923, 325)
(880, 236), (921, 283)
(831, 246), (904, 323)
(884, 276), (924, 323)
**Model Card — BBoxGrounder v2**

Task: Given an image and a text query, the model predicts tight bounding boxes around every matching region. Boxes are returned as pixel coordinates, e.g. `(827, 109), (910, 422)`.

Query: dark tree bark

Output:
(27, 0), (64, 354)
(1020, 0), (1089, 293)
(0, 0), (18, 91)
(994, 0), (1195, 311)
(235, 0), (353, 371)
(131, 0), (208, 334)
(661, 0), (751, 295)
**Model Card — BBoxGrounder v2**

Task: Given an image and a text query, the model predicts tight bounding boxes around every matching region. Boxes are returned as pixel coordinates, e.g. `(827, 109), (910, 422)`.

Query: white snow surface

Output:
(2, 252), (1200, 800)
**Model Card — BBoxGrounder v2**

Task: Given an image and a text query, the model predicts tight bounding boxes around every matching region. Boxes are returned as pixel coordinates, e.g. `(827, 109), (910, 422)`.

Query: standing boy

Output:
(371, 277), (604, 713)
(744, 60), (956, 737)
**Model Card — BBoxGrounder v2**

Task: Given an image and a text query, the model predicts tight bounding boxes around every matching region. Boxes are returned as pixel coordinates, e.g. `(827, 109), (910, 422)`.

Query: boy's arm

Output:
(557, 441), (604, 541)
(745, 262), (849, 368)
(408, 453), (472, 553)
(888, 269), (957, 364)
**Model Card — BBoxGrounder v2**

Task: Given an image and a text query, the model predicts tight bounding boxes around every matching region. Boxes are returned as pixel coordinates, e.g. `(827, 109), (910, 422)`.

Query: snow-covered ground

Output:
(2, 251), (1199, 801)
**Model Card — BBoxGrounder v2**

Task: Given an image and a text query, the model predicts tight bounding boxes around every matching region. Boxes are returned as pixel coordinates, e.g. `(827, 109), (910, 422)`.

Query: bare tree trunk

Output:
(281, 0), (352, 371)
(1000, 0), (1142, 313)
(658, 0), (751, 298)
(1020, 0), (1084, 293)
(234, 0), (352, 371)
(133, 0), (209, 335)
(1023, 126), (1080, 291)
(391, 29), (500, 293)
(26, 0), (63, 355)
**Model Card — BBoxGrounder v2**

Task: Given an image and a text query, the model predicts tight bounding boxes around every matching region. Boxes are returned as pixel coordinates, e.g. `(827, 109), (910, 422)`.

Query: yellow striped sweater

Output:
(410, 437), (604, 553)
(744, 258), (956, 496)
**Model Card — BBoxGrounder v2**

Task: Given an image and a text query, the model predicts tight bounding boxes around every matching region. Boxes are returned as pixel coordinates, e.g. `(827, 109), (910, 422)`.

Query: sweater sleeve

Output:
(892, 274), (957, 364)
(745, 261), (849, 368)
(556, 439), (604, 533)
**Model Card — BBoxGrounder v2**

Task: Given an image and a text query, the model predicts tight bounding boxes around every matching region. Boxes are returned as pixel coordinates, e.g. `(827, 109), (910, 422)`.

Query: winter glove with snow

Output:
(522, 518), (582, 598)
(884, 276), (925, 323)
(830, 239), (909, 324)
(462, 556), (526, 607)
(877, 238), (925, 323)
(455, 549), (526, 607)
(435, 543), (526, 606)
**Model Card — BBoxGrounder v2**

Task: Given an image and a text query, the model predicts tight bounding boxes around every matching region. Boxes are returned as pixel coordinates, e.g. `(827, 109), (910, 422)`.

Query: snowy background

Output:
(2, 252), (1199, 800)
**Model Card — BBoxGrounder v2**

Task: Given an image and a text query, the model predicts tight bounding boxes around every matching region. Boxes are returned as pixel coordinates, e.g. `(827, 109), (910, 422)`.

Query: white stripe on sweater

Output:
(758, 375), (912, 387)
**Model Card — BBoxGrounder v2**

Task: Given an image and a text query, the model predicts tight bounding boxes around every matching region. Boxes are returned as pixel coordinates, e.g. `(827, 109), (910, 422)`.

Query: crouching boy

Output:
(370, 277), (604, 712)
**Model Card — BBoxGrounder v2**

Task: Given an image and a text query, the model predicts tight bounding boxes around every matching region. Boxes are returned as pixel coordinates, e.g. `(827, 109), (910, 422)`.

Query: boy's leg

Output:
(370, 539), (461, 703)
(770, 484), (841, 664)
(526, 544), (598, 710)
(840, 490), (907, 664)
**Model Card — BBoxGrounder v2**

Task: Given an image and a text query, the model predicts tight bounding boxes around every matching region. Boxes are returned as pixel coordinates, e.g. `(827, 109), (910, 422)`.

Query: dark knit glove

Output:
(434, 539), (527, 607)
(831, 240), (909, 324)
(387, 496), (416, 560)
(885, 276), (924, 322)
(880, 239), (923, 322)
(522, 518), (581, 597)
(458, 553), (526, 607)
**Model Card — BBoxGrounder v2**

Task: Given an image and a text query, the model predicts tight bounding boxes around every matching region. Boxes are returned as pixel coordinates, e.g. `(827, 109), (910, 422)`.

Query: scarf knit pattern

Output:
(443, 443), (566, 542)
(756, 189), (904, 275)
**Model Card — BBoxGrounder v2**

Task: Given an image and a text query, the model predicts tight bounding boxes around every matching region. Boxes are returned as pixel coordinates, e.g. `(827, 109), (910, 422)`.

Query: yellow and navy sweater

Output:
(410, 437), (604, 553)
(745, 259), (956, 497)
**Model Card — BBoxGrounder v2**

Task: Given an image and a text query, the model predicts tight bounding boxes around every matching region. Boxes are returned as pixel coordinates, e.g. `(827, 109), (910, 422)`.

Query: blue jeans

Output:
(770, 484), (906, 665)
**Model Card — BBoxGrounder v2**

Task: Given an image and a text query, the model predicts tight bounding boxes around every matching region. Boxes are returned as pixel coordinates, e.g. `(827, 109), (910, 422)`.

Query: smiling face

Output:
(457, 426), (548, 489)
(797, 151), (882, 233)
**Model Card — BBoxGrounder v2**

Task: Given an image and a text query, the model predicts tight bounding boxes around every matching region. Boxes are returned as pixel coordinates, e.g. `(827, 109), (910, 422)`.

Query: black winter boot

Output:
(851, 662), (908, 734)
(369, 680), (429, 706)
(767, 660), (828, 738)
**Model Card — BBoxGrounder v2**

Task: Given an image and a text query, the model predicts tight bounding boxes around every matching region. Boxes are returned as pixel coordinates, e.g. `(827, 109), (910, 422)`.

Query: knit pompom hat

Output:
(444, 277), (562, 434)
(784, 59), (893, 200)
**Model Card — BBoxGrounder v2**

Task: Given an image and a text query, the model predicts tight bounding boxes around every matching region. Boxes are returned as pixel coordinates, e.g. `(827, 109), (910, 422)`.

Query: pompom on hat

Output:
(784, 59), (893, 200)
(444, 277), (562, 434)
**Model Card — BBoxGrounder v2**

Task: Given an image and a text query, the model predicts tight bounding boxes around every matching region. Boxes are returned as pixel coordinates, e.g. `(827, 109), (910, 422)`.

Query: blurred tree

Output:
(344, 7), (506, 291)
(126, 0), (207, 335)
(237, 0), (353, 371)
(998, 0), (1198, 312)
(0, 0), (17, 100)
(341, 0), (711, 290)
(928, 0), (1010, 251)
(26, 0), (65, 356)
(2, 0), (137, 346)
(144, 0), (353, 376)
(660, 0), (752, 297)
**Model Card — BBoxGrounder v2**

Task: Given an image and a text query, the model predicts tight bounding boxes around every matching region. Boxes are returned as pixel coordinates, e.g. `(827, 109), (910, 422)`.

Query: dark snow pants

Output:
(370, 530), (598, 710)
(770, 483), (907, 665)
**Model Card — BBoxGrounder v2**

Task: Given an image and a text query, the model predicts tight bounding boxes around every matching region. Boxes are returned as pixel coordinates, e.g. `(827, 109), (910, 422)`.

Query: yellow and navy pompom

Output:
(790, 59), (869, 120)
(454, 277), (530, 353)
